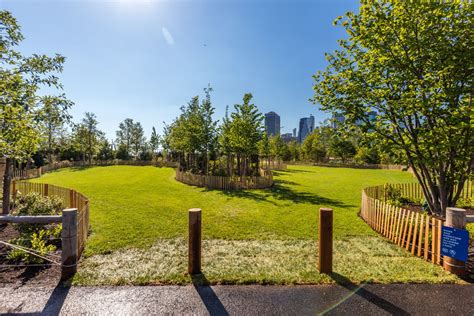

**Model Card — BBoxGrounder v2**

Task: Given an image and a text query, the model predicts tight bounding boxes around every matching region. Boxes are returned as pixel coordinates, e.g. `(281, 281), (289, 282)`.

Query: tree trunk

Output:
(2, 158), (12, 215)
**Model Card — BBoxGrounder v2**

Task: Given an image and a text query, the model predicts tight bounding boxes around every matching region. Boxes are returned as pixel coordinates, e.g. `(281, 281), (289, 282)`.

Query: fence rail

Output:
(176, 170), (273, 190)
(12, 181), (90, 257)
(360, 181), (473, 267)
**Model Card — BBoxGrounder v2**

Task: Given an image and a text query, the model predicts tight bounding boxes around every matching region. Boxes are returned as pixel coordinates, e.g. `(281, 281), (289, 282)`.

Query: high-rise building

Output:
(298, 115), (315, 143)
(281, 133), (296, 143)
(332, 111), (377, 128)
(292, 128), (297, 138)
(265, 111), (280, 136)
(332, 112), (345, 128)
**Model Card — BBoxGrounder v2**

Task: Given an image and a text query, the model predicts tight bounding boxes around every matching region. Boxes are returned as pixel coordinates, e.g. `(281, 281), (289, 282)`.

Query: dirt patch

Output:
(0, 224), (60, 287)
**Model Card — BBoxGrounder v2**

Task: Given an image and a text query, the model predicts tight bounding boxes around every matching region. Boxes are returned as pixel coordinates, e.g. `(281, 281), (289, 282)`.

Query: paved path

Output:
(1, 284), (473, 315)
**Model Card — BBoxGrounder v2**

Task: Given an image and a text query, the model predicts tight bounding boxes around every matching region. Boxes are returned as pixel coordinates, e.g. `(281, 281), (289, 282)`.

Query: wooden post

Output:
(44, 183), (49, 196)
(443, 207), (467, 276)
(318, 208), (333, 274)
(188, 208), (202, 275)
(61, 208), (78, 281)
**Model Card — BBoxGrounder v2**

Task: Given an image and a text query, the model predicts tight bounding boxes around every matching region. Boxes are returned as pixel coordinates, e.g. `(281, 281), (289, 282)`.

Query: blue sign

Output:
(441, 226), (469, 262)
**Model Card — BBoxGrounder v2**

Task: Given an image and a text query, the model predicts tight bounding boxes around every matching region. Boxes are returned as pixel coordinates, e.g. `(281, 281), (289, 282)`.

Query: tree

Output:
(258, 131), (270, 165)
(73, 112), (103, 164)
(149, 127), (160, 160)
(41, 95), (73, 163)
(269, 135), (287, 162)
(1, 11), (72, 214)
(227, 93), (264, 176)
(287, 140), (300, 162)
(329, 136), (356, 163)
(302, 132), (327, 162)
(165, 87), (218, 174)
(312, 1), (473, 216)
(116, 118), (135, 159)
(97, 139), (115, 161)
(130, 121), (146, 159)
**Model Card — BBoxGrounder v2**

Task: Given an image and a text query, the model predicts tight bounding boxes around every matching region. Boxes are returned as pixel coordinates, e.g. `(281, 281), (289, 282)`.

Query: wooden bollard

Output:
(61, 208), (78, 281)
(188, 208), (202, 275)
(443, 207), (466, 276)
(319, 208), (333, 274)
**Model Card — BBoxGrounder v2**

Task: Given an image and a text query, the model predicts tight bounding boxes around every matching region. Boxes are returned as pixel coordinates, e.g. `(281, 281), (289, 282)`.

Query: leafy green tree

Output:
(41, 95), (73, 164)
(1, 11), (72, 214)
(227, 93), (264, 176)
(302, 132), (327, 162)
(166, 87), (218, 174)
(149, 126), (160, 160)
(329, 137), (356, 163)
(73, 112), (103, 164)
(312, 1), (472, 215)
(258, 131), (270, 165)
(97, 139), (115, 161)
(116, 118), (135, 159)
(287, 140), (300, 162)
(269, 135), (287, 162)
(130, 121), (146, 159)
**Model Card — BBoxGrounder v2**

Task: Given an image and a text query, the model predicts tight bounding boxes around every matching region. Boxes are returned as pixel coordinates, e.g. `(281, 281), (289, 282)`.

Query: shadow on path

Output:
(328, 273), (409, 315)
(41, 283), (70, 315)
(5, 283), (69, 316)
(192, 274), (229, 316)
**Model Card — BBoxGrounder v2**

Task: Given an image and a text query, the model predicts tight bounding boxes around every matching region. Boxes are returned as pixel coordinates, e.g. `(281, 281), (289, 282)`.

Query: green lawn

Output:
(32, 165), (462, 285)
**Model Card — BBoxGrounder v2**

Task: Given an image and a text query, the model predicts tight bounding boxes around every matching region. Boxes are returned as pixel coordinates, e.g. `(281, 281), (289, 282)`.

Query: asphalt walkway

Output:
(1, 284), (473, 315)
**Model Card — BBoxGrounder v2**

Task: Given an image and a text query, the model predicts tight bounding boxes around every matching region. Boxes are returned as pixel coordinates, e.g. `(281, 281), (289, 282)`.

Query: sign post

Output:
(442, 207), (468, 276)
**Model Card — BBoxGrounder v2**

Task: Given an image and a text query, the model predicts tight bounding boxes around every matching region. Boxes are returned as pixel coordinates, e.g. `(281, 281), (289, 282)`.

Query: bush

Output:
(8, 193), (64, 264)
(383, 184), (412, 206)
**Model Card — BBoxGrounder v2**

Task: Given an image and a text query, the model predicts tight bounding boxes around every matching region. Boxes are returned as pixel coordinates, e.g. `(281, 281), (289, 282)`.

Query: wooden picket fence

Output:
(260, 160), (288, 171)
(11, 181), (90, 257)
(361, 181), (473, 266)
(176, 170), (273, 190)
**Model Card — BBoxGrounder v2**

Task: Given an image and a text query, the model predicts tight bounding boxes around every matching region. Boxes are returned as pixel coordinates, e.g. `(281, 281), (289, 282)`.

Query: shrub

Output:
(8, 193), (64, 264)
(383, 184), (412, 206)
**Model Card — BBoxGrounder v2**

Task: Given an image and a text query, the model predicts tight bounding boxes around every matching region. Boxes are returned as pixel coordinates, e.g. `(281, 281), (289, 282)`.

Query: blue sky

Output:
(2, 0), (359, 139)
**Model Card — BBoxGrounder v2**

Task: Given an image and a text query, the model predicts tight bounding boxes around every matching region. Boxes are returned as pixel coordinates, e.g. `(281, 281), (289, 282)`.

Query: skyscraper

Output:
(265, 111), (280, 136)
(298, 115), (315, 143)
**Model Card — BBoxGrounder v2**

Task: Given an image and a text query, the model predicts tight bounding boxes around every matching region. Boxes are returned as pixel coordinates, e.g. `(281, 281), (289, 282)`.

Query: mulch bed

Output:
(0, 224), (60, 286)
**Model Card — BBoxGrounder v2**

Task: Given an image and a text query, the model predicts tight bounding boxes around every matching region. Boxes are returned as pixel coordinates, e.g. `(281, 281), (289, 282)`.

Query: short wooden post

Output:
(61, 208), (78, 281)
(319, 208), (333, 274)
(44, 183), (49, 196)
(443, 207), (467, 276)
(188, 208), (202, 275)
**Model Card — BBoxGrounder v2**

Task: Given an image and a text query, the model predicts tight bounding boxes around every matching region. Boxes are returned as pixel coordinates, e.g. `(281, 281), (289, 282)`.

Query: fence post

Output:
(188, 208), (202, 275)
(319, 208), (333, 274)
(61, 208), (78, 281)
(443, 207), (467, 276)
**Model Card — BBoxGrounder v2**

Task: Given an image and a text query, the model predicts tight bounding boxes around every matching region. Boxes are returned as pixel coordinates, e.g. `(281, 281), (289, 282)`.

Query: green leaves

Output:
(312, 1), (473, 214)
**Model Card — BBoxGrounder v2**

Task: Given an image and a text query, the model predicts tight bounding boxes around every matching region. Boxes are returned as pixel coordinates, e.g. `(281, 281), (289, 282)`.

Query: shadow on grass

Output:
(217, 182), (351, 208)
(272, 168), (312, 174)
(328, 272), (409, 315)
(192, 274), (229, 316)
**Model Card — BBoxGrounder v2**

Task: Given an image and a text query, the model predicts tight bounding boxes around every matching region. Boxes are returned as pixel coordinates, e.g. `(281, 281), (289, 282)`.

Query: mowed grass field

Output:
(32, 165), (462, 285)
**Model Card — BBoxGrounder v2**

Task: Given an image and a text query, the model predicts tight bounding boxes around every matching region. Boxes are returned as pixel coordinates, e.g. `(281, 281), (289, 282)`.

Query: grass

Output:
(31, 165), (463, 285)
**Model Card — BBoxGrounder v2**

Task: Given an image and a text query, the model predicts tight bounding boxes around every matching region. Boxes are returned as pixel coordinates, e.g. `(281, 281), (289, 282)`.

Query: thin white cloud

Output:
(162, 27), (174, 45)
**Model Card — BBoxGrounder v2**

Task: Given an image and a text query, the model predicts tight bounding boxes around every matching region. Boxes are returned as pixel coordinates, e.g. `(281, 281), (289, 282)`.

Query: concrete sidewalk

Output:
(1, 284), (473, 315)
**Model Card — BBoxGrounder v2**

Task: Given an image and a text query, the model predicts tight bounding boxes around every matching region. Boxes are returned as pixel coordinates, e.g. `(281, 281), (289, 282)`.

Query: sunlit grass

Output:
(73, 237), (460, 285)
(32, 164), (460, 285)
(33, 165), (415, 256)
